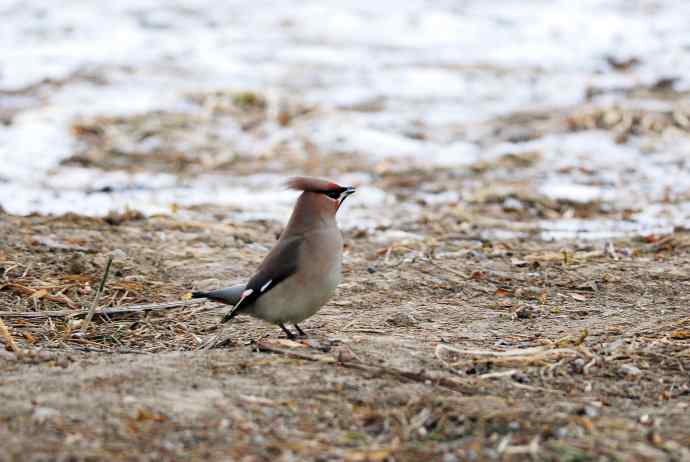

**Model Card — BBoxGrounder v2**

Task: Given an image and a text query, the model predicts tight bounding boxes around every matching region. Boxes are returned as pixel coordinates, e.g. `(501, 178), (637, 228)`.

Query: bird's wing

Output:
(221, 235), (303, 323)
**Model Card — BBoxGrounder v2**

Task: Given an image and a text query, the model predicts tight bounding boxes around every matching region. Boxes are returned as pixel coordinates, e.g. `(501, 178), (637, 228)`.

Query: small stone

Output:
(35, 350), (55, 362)
(104, 209), (144, 225)
(466, 250), (486, 259)
(367, 266), (377, 274)
(386, 312), (417, 327)
(513, 304), (534, 320)
(67, 253), (88, 274)
(577, 405), (599, 417)
(33, 407), (60, 422)
(335, 347), (357, 363)
(619, 364), (642, 376)
(604, 338), (626, 354)
(0, 350), (17, 361)
(502, 197), (524, 211)
(511, 258), (529, 267)
(443, 453), (459, 462)
(571, 358), (586, 374)
(353, 228), (368, 239)
(55, 357), (71, 368)
(515, 286), (544, 300)
(511, 371), (529, 383)
(466, 362), (491, 375)
(110, 249), (127, 260)
(501, 126), (539, 143)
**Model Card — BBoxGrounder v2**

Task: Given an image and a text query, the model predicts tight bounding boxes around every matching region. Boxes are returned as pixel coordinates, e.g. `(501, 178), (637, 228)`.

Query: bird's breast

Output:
(250, 228), (343, 324)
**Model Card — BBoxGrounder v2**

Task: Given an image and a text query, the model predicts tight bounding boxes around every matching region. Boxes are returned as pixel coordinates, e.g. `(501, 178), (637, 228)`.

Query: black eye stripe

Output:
(322, 187), (348, 200)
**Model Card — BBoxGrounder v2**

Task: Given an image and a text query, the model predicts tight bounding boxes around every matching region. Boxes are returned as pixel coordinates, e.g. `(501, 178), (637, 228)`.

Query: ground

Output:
(3, 2), (690, 460)
(1, 209), (689, 461)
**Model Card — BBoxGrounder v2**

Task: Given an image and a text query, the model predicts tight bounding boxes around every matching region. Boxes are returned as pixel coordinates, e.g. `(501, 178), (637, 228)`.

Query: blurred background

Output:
(2, 0), (690, 240)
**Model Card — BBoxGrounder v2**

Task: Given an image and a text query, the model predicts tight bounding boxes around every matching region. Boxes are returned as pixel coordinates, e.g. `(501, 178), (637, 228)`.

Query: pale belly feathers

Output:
(246, 228), (343, 324)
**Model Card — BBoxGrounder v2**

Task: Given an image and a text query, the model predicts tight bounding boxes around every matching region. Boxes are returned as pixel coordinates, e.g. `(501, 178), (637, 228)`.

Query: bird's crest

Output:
(286, 176), (341, 192)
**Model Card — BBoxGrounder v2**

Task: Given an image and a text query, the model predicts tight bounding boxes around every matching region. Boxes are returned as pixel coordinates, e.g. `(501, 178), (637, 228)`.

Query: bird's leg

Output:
(278, 323), (296, 340)
(293, 324), (307, 337)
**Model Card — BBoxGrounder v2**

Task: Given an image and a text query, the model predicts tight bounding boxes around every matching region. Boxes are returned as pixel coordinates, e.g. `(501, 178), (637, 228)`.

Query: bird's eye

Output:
(325, 191), (341, 200)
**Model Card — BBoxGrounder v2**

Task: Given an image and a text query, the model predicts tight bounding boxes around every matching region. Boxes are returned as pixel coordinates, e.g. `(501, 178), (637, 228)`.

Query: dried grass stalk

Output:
(81, 256), (113, 332)
(435, 344), (581, 367)
(0, 317), (20, 353)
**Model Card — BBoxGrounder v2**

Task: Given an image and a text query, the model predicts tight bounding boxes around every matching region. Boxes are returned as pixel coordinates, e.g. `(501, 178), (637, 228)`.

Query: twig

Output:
(475, 369), (559, 393)
(64, 345), (148, 355)
(0, 298), (208, 319)
(0, 317), (20, 353)
(254, 340), (478, 394)
(21, 263), (33, 278)
(477, 369), (520, 380)
(2, 283), (78, 308)
(583, 357), (597, 375)
(42, 344), (149, 355)
(81, 256), (113, 332)
(435, 344), (581, 367)
(200, 329), (236, 351)
(436, 344), (577, 357)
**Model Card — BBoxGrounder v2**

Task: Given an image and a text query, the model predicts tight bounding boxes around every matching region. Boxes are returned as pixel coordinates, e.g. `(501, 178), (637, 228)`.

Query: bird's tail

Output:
(191, 284), (245, 306)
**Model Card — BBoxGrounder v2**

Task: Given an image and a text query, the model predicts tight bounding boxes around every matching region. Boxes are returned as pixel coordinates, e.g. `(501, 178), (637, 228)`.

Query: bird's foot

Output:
(278, 323), (297, 340)
(293, 323), (307, 338)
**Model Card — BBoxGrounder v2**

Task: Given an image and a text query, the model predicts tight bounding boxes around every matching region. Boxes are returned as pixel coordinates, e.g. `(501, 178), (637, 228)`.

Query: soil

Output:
(1, 211), (689, 461)
(3, 3), (690, 460)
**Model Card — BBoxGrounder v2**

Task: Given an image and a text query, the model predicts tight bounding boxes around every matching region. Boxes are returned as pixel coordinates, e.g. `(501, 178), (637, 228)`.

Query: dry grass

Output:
(1, 212), (689, 461)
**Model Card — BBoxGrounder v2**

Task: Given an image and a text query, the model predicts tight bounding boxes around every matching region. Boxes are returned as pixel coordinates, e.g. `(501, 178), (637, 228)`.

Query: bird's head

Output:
(287, 177), (356, 218)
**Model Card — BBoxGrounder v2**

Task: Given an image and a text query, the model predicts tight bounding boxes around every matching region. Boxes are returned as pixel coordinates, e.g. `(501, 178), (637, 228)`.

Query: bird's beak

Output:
(338, 186), (356, 209)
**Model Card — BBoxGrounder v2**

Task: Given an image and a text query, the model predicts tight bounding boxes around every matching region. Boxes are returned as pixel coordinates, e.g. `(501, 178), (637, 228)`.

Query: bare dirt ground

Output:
(1, 206), (689, 461)
(4, 2), (690, 460)
(3, 75), (690, 462)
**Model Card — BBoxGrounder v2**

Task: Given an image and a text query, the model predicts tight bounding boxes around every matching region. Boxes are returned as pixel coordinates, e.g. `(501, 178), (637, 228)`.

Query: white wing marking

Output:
(260, 280), (272, 292)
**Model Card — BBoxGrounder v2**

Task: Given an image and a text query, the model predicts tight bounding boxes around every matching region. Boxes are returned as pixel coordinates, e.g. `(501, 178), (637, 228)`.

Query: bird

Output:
(192, 177), (355, 339)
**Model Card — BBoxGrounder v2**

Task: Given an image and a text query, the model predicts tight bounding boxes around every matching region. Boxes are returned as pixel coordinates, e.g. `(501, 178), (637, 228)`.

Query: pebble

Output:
(67, 253), (88, 274)
(619, 364), (642, 376)
(335, 347), (357, 363)
(32, 407), (60, 422)
(110, 248), (127, 260)
(513, 304), (535, 319)
(443, 453), (459, 462)
(502, 197), (524, 211)
(604, 338), (626, 354)
(577, 405), (599, 417)
(571, 358), (586, 374)
(386, 312), (417, 327)
(34, 350), (56, 363)
(511, 371), (530, 383)
(515, 286), (544, 300)
(0, 350), (17, 361)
